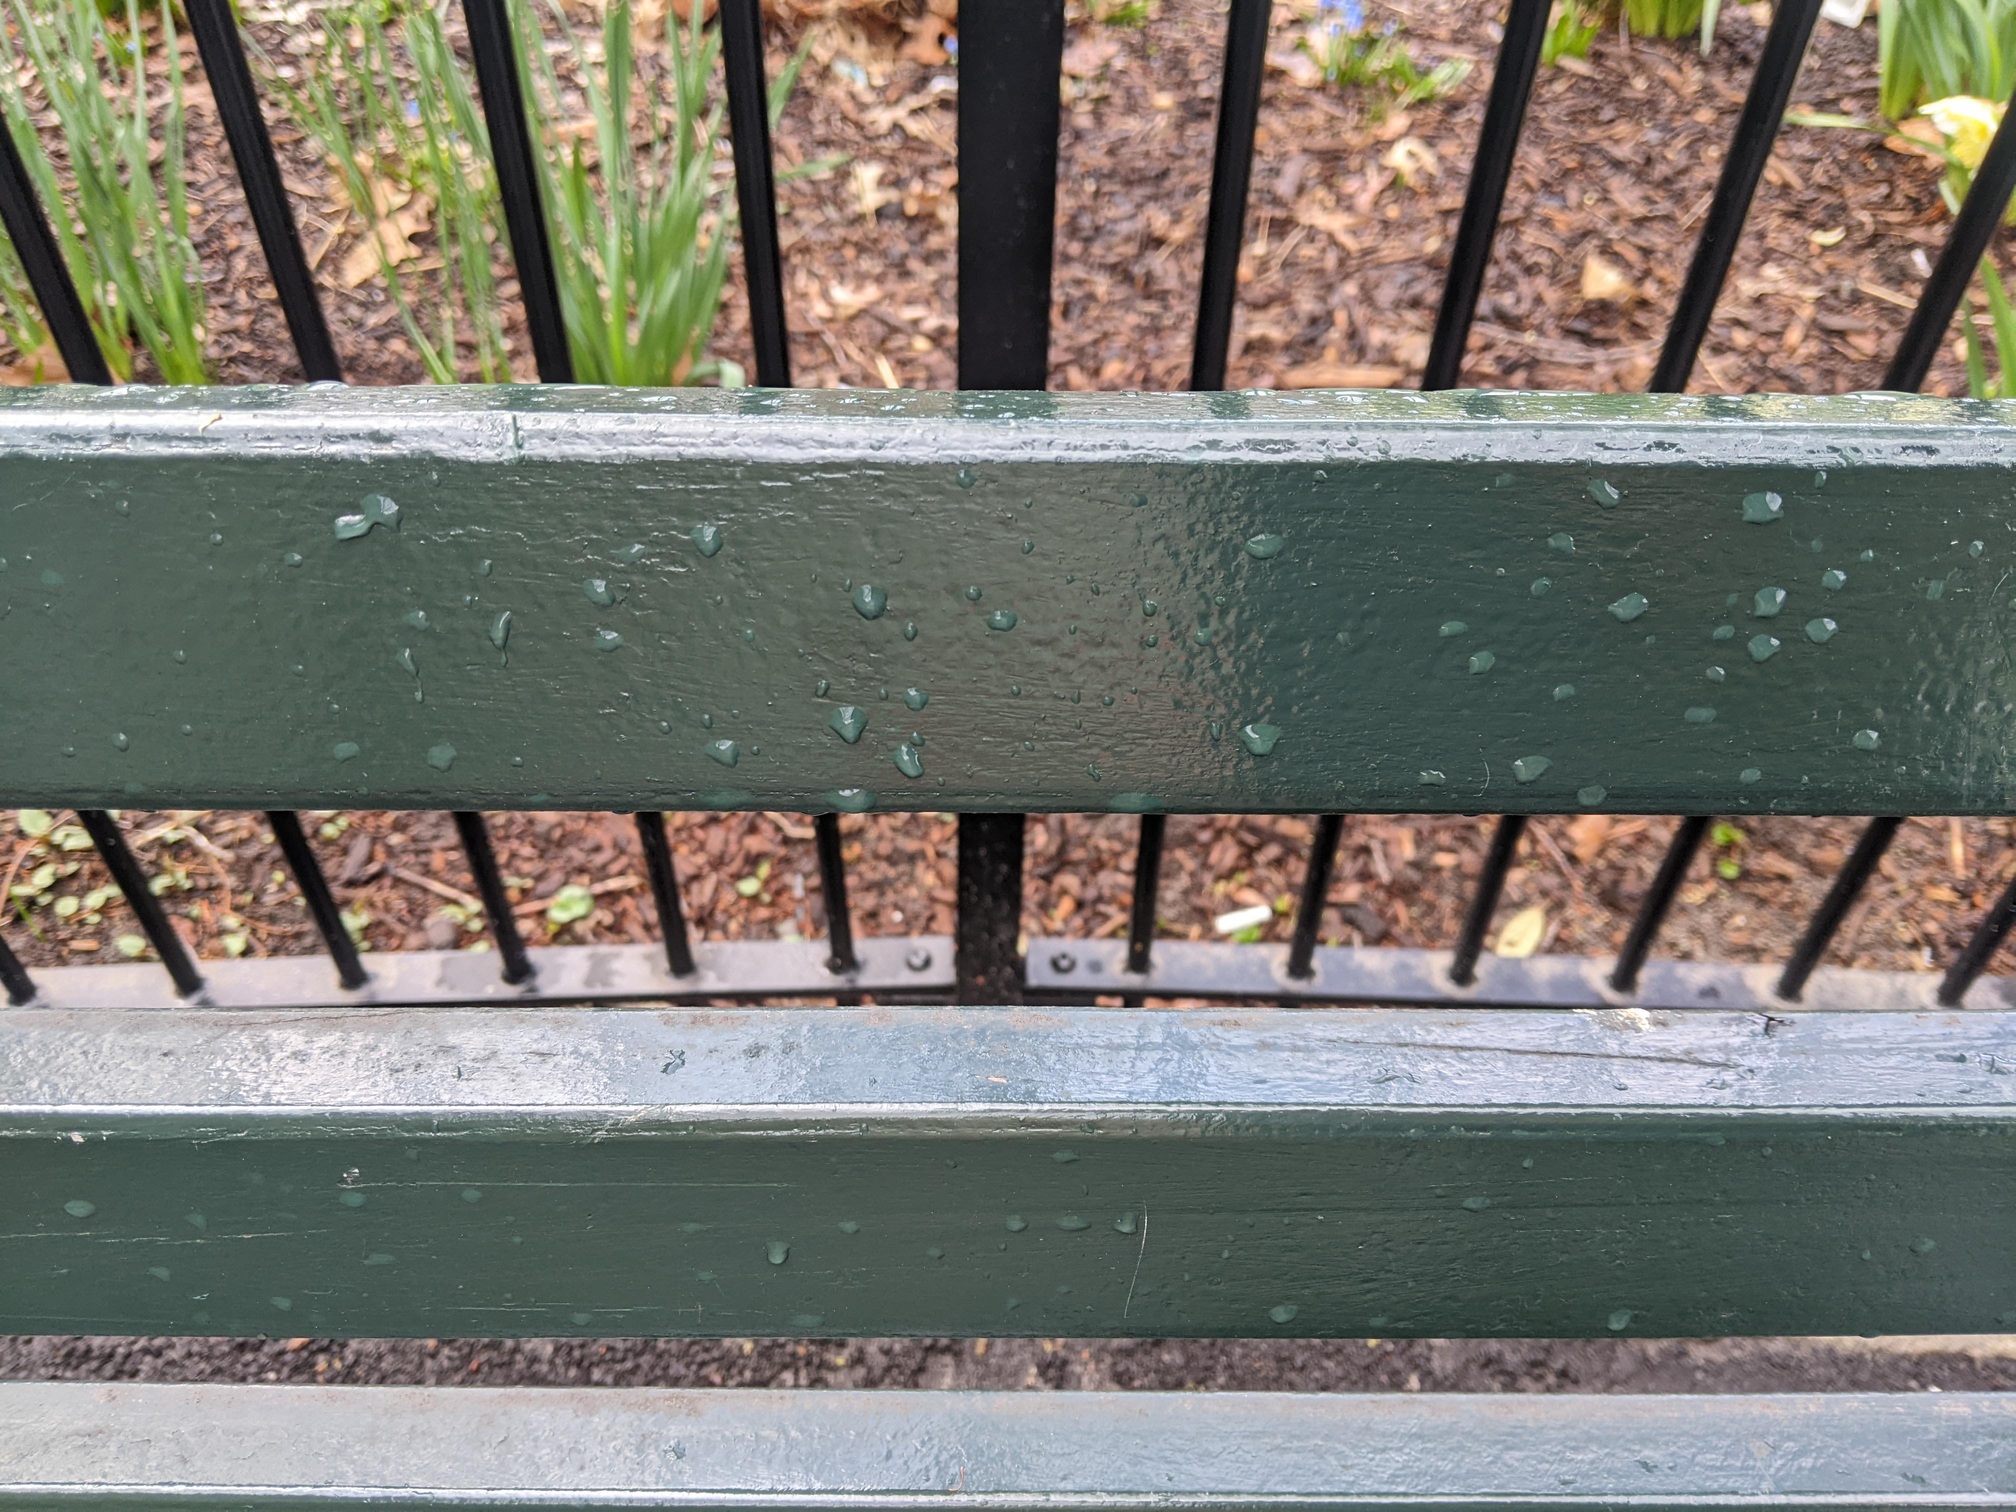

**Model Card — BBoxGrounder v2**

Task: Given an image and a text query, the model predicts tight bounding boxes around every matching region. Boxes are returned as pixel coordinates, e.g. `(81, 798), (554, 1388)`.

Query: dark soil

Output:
(8, 1332), (2016, 1392)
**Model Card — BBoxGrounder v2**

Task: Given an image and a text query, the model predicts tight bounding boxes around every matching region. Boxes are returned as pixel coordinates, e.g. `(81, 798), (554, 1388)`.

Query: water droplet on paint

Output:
(893, 743), (924, 778)
(1141, 599), (1159, 617)
(1860, 548), (1876, 562)
(489, 611), (511, 650)
(1589, 480), (1621, 507)
(1057, 1215), (1091, 1232)
(404, 608), (430, 631)
(1577, 784), (1607, 805)
(852, 584), (888, 619)
(986, 608), (1018, 631)
(1740, 766), (1762, 783)
(1609, 593), (1648, 623)
(1513, 755), (1551, 783)
(64, 1199), (95, 1218)
(1419, 769), (1446, 785)
(1005, 1215), (1028, 1232)
(706, 739), (740, 767)
(1684, 706), (1716, 724)
(427, 742), (456, 771)
(1440, 620), (1467, 637)
(824, 788), (875, 812)
(593, 629), (623, 651)
(283, 551), (303, 567)
(1239, 722), (1281, 756)
(1530, 577), (1551, 597)
(1806, 617), (1838, 643)
(965, 585), (984, 601)
(1607, 1308), (1633, 1331)
(1269, 1304), (1299, 1324)
(1548, 532), (1575, 554)
(815, 678), (831, 697)
(1748, 634), (1780, 662)
(1022, 539), (1035, 554)
(1822, 568), (1847, 590)
(956, 466), (976, 489)
(113, 732), (128, 751)
(1553, 684), (1576, 700)
(583, 578), (615, 607)
(766, 1240), (790, 1265)
(1927, 578), (1947, 600)
(1741, 490), (1783, 524)
(1853, 728), (1880, 751)
(1705, 666), (1726, 682)
(904, 687), (928, 710)
(692, 523), (723, 557)
(1244, 534), (1285, 559)
(830, 705), (868, 743)
(1752, 587), (1787, 618)
(904, 621), (919, 640)
(1468, 651), (1495, 674)
(334, 741), (359, 762)
(1972, 540), (1985, 558)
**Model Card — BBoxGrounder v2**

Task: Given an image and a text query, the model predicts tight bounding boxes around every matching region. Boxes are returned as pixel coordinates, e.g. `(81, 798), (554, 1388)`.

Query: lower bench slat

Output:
(3, 1383), (2013, 1509)
(8, 1005), (2016, 1339)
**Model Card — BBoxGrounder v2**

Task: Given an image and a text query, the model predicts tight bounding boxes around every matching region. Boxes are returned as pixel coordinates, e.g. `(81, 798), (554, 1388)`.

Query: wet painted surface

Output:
(3, 385), (2016, 814)
(6, 1383), (2015, 1506)
(7, 1004), (2016, 1339)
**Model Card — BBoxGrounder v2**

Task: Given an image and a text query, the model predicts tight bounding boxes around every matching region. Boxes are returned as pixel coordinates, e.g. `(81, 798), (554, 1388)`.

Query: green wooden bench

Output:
(6, 0), (2016, 1503)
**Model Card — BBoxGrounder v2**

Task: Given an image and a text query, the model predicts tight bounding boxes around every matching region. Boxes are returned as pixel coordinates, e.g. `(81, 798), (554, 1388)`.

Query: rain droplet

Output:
(706, 739), (740, 767)
(1608, 593), (1648, 623)
(830, 705), (868, 743)
(691, 524), (724, 557)
(489, 611), (511, 650)
(824, 788), (875, 812)
(1684, 706), (1716, 724)
(986, 608), (1018, 631)
(1589, 480), (1621, 507)
(815, 678), (831, 697)
(1705, 666), (1726, 682)
(113, 732), (129, 751)
(427, 742), (456, 771)
(904, 687), (928, 710)
(1418, 769), (1447, 785)
(965, 585), (983, 601)
(766, 1240), (790, 1265)
(1440, 620), (1468, 637)
(1530, 577), (1551, 597)
(893, 743), (924, 778)
(904, 621), (919, 640)
(1548, 532), (1575, 554)
(1805, 617), (1838, 644)
(1577, 784), (1607, 805)
(1142, 599), (1159, 617)
(1607, 1308), (1633, 1332)
(1741, 490), (1784, 524)
(333, 741), (360, 762)
(1753, 586), (1787, 617)
(1468, 650), (1495, 673)
(1005, 1215), (1028, 1232)
(583, 578), (615, 607)
(1022, 539), (1035, 554)
(1553, 683), (1576, 700)
(1859, 548), (1876, 562)
(283, 551), (303, 567)
(1244, 533), (1285, 559)
(1239, 722), (1281, 756)
(1712, 624), (1736, 641)
(1822, 568), (1847, 590)
(619, 543), (648, 564)
(593, 629), (623, 651)
(1927, 578), (1946, 600)
(852, 583), (888, 619)
(1513, 755), (1552, 783)
(1971, 540), (1986, 558)
(1853, 728), (1880, 751)
(404, 608), (430, 630)
(1748, 634), (1780, 662)
(396, 647), (418, 678)
(1056, 1215), (1091, 1232)
(477, 558), (493, 576)
(955, 466), (977, 489)
(1269, 1304), (1299, 1324)
(1739, 766), (1762, 784)
(64, 1199), (95, 1218)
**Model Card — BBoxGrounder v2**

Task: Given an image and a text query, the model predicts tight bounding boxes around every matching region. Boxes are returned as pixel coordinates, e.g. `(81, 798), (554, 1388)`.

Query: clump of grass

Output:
(0, 0), (209, 382)
(256, 0), (510, 382)
(1298, 0), (1471, 113)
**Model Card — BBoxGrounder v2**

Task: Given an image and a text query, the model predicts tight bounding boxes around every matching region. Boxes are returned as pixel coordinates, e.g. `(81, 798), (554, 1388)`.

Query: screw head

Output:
(904, 946), (933, 972)
(1050, 951), (1077, 974)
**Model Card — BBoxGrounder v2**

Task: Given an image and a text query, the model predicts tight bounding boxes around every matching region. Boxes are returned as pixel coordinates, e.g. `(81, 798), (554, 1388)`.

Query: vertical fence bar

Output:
(1649, 0), (1824, 393)
(1285, 813), (1345, 982)
(184, 0), (342, 382)
(814, 813), (860, 975)
(1448, 815), (1526, 988)
(0, 107), (110, 385)
(1775, 815), (1900, 1001)
(1607, 815), (1710, 994)
(954, 0), (1063, 1001)
(0, 930), (34, 1005)
(720, 0), (790, 387)
(1124, 814), (1167, 976)
(266, 812), (368, 990)
(1189, 0), (1271, 392)
(452, 812), (534, 984)
(462, 0), (572, 384)
(1420, 0), (1549, 392)
(76, 811), (205, 998)
(1885, 82), (2016, 391)
(1939, 864), (2016, 1006)
(633, 812), (697, 978)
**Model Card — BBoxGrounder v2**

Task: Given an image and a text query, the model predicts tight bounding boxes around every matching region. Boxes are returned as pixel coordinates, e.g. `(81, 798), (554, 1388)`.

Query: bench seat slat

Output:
(4, 1383), (2013, 1508)
(3, 386), (2014, 816)
(7, 1005), (2016, 1340)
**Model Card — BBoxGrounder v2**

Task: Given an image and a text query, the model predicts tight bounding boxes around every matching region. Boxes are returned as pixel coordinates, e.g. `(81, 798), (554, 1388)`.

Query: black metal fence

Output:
(0, 0), (2014, 1012)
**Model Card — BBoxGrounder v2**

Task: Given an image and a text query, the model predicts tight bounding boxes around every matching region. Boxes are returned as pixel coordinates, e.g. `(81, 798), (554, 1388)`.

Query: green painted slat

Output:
(2, 385), (2014, 814)
(8, 1004), (2016, 1339)
(5, 1384), (2014, 1509)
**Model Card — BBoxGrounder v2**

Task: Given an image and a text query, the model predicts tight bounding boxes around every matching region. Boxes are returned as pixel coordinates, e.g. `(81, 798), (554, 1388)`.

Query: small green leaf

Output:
(734, 875), (763, 898)
(17, 809), (52, 838)
(52, 896), (79, 918)
(1716, 858), (1742, 881)
(545, 883), (595, 926)
(221, 932), (250, 958)
(114, 934), (148, 959)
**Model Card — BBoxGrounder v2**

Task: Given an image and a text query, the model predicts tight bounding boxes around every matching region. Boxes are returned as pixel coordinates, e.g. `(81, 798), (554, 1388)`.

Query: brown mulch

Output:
(2, 0), (2009, 981)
